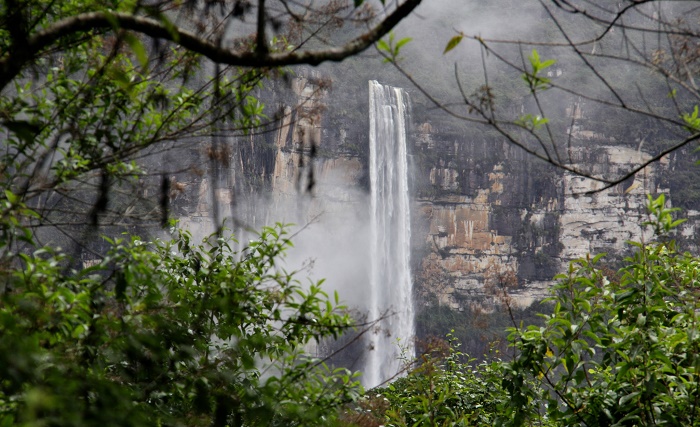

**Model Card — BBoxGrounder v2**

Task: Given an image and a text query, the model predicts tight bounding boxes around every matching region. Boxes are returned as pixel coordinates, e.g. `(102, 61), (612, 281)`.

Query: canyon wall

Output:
(412, 126), (700, 309)
(182, 71), (700, 312)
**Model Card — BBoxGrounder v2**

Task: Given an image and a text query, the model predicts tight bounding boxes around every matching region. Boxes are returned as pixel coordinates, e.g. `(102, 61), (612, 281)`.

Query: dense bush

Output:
(498, 194), (700, 426)
(0, 221), (360, 426)
(344, 335), (508, 426)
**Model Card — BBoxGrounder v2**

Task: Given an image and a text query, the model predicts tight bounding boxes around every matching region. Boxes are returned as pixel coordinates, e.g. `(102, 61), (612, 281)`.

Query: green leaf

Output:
(396, 37), (412, 50)
(682, 105), (700, 132)
(619, 391), (641, 406)
(443, 35), (463, 54)
(591, 253), (607, 264)
(540, 59), (556, 69)
(0, 415), (16, 427)
(4, 189), (18, 204)
(671, 218), (687, 228)
(123, 33), (149, 70)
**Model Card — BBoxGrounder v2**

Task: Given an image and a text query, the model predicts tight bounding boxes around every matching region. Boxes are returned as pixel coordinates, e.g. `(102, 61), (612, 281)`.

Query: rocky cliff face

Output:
(410, 120), (700, 310)
(185, 71), (700, 312)
(411, 131), (689, 309)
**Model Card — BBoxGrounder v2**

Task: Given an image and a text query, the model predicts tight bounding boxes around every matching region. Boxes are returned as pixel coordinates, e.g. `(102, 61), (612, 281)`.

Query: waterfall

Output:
(366, 80), (414, 389)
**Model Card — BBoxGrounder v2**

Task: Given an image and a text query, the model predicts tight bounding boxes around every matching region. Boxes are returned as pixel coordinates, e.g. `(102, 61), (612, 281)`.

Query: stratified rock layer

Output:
(186, 73), (700, 311)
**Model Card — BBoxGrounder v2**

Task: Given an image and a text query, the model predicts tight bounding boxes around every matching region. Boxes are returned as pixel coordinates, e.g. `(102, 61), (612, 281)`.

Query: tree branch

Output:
(588, 131), (700, 194)
(256, 0), (269, 56)
(0, 0), (421, 92)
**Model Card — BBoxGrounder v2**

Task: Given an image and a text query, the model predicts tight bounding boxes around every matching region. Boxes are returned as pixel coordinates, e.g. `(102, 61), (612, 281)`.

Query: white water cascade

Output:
(366, 80), (415, 389)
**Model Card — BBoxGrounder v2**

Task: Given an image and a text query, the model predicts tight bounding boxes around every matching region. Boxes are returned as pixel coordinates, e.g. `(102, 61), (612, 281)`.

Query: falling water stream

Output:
(366, 80), (414, 389)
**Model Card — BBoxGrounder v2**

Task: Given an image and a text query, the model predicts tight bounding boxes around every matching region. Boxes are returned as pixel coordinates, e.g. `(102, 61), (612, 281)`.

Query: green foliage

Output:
(514, 114), (549, 131)
(682, 105), (700, 133)
(522, 50), (556, 93)
(443, 34), (464, 55)
(346, 336), (507, 427)
(0, 2), (391, 424)
(497, 194), (700, 426)
(1, 0), (273, 210)
(0, 224), (361, 426)
(376, 32), (413, 63)
(644, 193), (686, 237)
